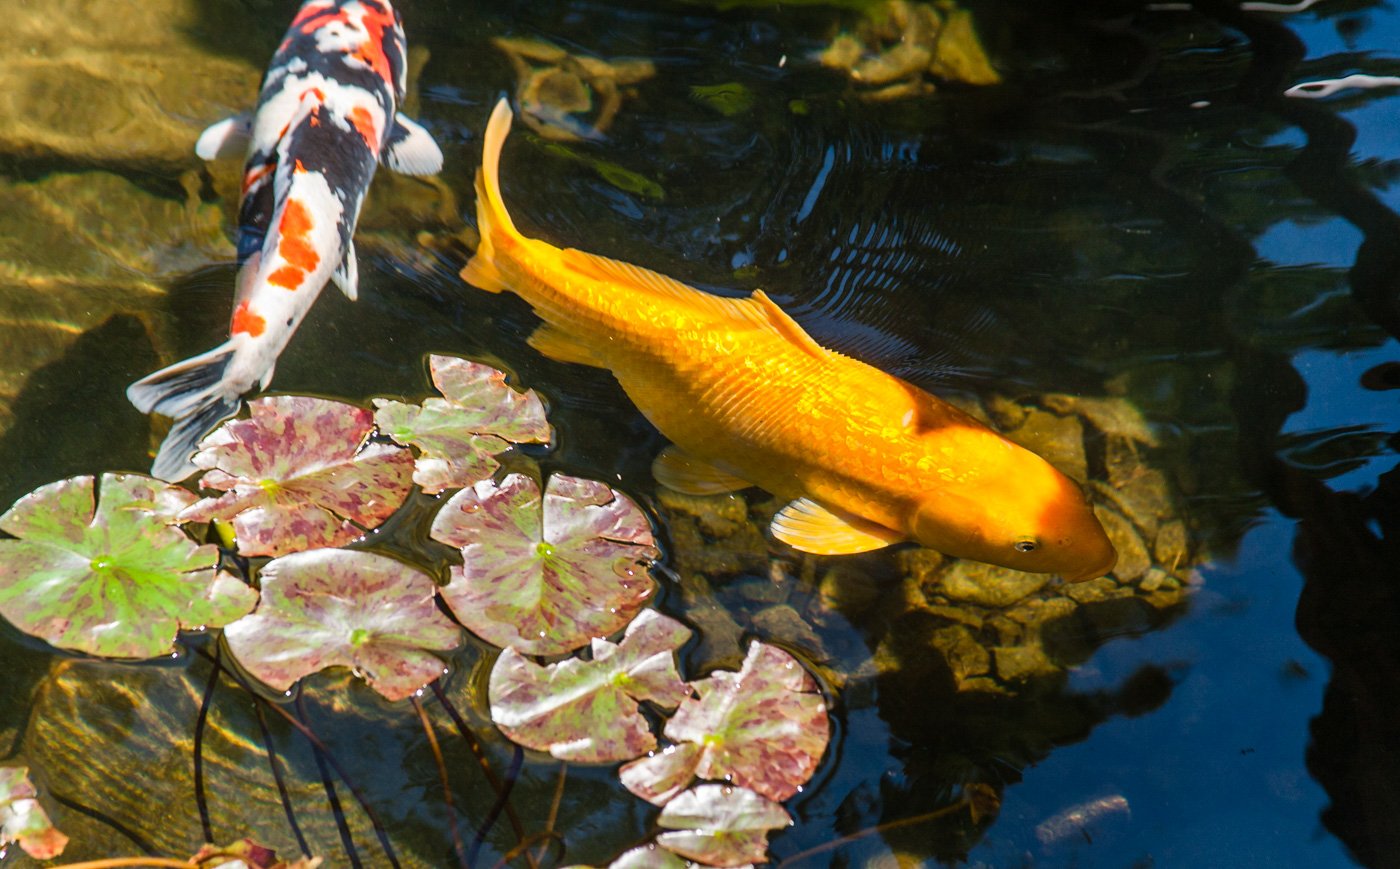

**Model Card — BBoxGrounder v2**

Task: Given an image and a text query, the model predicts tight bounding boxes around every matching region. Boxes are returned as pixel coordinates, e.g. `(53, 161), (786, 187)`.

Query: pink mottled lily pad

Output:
(222, 549), (462, 701)
(374, 355), (551, 494)
(621, 642), (829, 804)
(430, 473), (658, 656)
(0, 767), (68, 860)
(179, 396), (413, 557)
(656, 784), (790, 867)
(488, 609), (691, 762)
(563, 845), (689, 869)
(0, 474), (255, 659)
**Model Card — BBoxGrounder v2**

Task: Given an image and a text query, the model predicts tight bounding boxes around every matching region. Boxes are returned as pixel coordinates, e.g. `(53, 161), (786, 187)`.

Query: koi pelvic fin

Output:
(770, 498), (904, 554)
(651, 446), (750, 495)
(127, 343), (243, 481)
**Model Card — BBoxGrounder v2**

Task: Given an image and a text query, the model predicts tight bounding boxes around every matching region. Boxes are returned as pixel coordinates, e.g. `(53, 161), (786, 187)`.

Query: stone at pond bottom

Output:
(993, 645), (1060, 683)
(1092, 504), (1152, 584)
(1001, 408), (1089, 484)
(931, 624), (992, 688)
(935, 561), (1053, 609)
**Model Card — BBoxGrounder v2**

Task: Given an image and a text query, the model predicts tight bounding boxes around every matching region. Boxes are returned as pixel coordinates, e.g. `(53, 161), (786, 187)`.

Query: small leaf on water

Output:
(621, 642), (830, 803)
(189, 838), (323, 868)
(373, 355), (551, 494)
(0, 767), (68, 860)
(0, 474), (255, 659)
(656, 784), (790, 867)
(431, 473), (659, 656)
(180, 396), (414, 557)
(222, 549), (462, 702)
(690, 82), (754, 116)
(488, 609), (691, 763)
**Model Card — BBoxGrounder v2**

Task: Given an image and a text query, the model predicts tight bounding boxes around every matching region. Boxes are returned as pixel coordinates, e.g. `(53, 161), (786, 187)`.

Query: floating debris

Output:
(1285, 74), (1400, 99)
(1035, 794), (1131, 845)
(493, 36), (655, 141)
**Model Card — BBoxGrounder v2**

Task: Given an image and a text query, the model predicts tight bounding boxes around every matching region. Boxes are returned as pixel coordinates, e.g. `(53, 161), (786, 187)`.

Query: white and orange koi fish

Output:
(128, 0), (442, 481)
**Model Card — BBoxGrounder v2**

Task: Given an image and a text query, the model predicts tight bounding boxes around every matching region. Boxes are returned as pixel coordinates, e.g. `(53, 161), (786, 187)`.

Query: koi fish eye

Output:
(1014, 538), (1039, 553)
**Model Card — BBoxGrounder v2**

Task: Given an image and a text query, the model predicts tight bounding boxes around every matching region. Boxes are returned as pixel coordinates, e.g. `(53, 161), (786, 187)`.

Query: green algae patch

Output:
(0, 473), (255, 659)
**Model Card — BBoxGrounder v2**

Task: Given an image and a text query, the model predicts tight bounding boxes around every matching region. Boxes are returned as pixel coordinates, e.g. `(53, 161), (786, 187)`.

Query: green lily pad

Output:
(0, 767), (67, 860)
(430, 473), (658, 656)
(0, 473), (255, 658)
(689, 82), (754, 116)
(621, 642), (830, 804)
(180, 396), (414, 557)
(222, 549), (462, 702)
(373, 355), (551, 494)
(488, 609), (691, 762)
(656, 784), (790, 867)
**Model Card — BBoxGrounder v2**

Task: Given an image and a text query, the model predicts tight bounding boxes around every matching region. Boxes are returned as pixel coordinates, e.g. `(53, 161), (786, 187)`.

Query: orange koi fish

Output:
(461, 99), (1116, 579)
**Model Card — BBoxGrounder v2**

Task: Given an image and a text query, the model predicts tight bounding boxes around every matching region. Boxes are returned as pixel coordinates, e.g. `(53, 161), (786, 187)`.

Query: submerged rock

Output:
(818, 0), (1001, 101)
(493, 36), (655, 142)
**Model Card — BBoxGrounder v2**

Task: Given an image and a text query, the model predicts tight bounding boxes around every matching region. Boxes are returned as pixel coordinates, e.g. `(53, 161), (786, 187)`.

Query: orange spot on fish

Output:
(278, 199), (320, 272)
(241, 163), (274, 195)
(280, 198), (314, 241)
(268, 265), (305, 289)
(294, 159), (307, 174)
(348, 106), (378, 147)
(231, 301), (266, 337)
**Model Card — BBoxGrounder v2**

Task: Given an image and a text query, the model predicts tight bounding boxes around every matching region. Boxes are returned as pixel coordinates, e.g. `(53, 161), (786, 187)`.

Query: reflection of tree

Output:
(1208, 3), (1400, 865)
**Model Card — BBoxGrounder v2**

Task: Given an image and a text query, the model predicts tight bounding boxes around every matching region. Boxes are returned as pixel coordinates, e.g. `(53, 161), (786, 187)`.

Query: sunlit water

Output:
(2, 0), (1398, 866)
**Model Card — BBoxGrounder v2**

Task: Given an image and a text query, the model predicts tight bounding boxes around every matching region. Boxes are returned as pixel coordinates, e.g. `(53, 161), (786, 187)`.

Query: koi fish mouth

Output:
(1063, 555), (1117, 583)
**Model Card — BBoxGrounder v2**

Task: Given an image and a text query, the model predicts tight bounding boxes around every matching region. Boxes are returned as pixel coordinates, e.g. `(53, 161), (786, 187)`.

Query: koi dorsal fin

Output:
(558, 248), (766, 325)
(749, 290), (829, 362)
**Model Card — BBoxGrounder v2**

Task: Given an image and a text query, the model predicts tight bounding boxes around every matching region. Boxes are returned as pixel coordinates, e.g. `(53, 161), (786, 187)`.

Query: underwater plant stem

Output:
(411, 693), (468, 869)
(775, 797), (971, 867)
(428, 680), (534, 868)
(533, 762), (567, 866)
(298, 692), (362, 869)
(470, 745), (529, 869)
(190, 646), (401, 869)
(490, 831), (564, 869)
(192, 643), (221, 844)
(255, 702), (312, 858)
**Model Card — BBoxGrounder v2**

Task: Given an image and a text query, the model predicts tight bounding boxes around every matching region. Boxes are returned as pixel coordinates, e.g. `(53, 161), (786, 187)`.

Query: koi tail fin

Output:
(460, 98), (522, 295)
(127, 343), (243, 482)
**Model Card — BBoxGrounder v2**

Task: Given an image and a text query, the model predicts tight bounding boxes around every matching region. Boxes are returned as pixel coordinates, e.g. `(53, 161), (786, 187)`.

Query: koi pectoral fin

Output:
(652, 446), (751, 495)
(195, 113), (253, 161)
(383, 115), (444, 176)
(771, 498), (904, 555)
(332, 240), (359, 301)
(527, 324), (606, 368)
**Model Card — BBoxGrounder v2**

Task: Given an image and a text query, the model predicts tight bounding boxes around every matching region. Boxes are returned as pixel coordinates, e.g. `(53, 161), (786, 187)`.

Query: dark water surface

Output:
(2, 0), (1399, 866)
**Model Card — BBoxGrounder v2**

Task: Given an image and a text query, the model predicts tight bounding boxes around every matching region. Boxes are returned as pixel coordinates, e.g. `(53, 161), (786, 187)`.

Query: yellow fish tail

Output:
(461, 98), (522, 294)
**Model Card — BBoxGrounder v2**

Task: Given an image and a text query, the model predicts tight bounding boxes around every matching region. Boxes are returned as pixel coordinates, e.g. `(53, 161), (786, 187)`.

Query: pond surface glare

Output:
(1, 0), (1398, 866)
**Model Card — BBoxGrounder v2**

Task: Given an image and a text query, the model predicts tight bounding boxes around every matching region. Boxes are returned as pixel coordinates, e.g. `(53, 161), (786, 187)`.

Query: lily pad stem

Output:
(411, 693), (468, 869)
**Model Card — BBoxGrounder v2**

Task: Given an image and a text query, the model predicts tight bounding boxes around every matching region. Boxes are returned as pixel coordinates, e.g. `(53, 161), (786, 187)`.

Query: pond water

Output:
(1, 0), (1398, 866)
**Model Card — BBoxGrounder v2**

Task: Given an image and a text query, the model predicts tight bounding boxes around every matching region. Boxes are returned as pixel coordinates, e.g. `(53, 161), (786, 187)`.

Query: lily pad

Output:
(373, 355), (551, 494)
(431, 473), (658, 656)
(621, 642), (830, 804)
(656, 784), (790, 867)
(566, 844), (690, 869)
(488, 609), (691, 762)
(0, 473), (255, 658)
(180, 396), (414, 557)
(0, 767), (67, 860)
(222, 549), (462, 702)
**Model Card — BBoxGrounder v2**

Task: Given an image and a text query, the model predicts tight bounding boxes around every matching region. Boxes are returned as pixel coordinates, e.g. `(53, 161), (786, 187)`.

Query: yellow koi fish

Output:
(462, 99), (1117, 579)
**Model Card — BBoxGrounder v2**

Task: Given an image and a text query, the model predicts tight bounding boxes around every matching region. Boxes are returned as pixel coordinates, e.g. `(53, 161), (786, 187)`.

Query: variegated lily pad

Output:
(430, 473), (658, 656)
(374, 355), (551, 494)
(656, 784), (790, 867)
(488, 609), (691, 762)
(621, 642), (829, 804)
(222, 549), (462, 702)
(563, 844), (690, 869)
(0, 474), (255, 658)
(180, 396), (413, 557)
(189, 838), (322, 868)
(0, 767), (67, 860)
